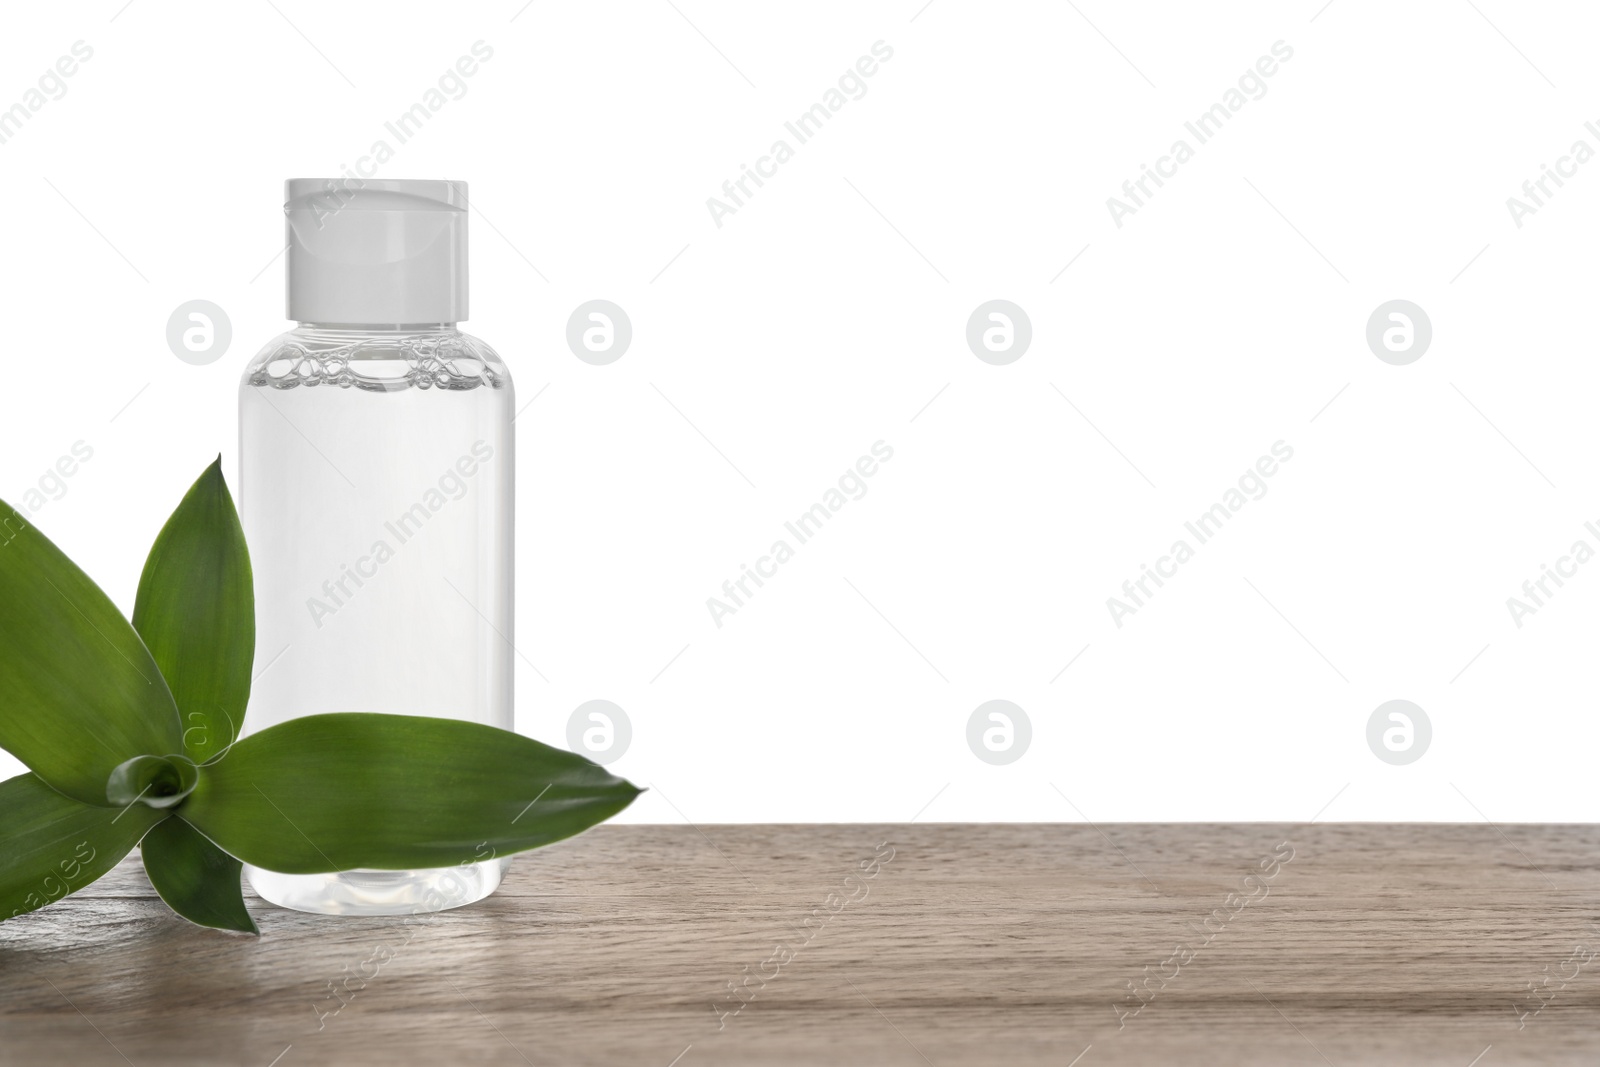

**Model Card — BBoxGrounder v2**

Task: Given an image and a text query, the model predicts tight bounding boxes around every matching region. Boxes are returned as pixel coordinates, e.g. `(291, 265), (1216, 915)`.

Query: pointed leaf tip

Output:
(181, 714), (641, 874)
(132, 461), (254, 764)
(142, 816), (257, 934)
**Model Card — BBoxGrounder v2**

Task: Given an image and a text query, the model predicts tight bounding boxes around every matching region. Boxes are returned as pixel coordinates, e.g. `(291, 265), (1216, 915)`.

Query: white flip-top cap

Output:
(284, 178), (468, 324)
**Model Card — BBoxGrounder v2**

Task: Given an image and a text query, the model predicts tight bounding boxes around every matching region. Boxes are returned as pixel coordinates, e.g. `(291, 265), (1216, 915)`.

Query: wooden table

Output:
(1, 824), (1596, 1065)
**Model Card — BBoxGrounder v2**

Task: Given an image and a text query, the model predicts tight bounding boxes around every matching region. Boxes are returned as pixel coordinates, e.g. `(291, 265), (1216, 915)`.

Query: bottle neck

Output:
(296, 322), (457, 333)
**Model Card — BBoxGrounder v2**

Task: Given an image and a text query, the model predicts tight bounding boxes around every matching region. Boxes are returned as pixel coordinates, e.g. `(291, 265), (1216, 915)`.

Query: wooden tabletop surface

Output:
(1, 822), (1597, 1065)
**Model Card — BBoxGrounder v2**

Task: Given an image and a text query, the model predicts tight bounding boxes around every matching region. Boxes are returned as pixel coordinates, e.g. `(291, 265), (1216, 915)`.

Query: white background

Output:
(2, 0), (1596, 824)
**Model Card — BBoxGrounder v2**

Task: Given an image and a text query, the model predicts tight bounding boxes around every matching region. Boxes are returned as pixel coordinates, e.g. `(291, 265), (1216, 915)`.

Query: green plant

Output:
(0, 458), (638, 934)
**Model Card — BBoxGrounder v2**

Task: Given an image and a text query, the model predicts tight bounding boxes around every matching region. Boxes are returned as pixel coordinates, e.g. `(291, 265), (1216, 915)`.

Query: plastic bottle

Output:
(238, 178), (514, 915)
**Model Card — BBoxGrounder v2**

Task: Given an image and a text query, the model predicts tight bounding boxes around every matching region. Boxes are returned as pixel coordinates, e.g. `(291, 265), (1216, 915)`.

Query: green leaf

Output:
(140, 816), (257, 934)
(0, 772), (164, 922)
(132, 458), (254, 764)
(0, 501), (182, 804)
(180, 714), (641, 874)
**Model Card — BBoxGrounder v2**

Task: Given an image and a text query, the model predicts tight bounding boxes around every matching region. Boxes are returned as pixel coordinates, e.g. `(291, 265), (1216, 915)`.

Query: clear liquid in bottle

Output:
(238, 180), (514, 915)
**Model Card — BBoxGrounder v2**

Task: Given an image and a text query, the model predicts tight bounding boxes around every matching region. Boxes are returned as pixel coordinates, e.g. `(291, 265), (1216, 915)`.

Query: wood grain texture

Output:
(1, 823), (1597, 1065)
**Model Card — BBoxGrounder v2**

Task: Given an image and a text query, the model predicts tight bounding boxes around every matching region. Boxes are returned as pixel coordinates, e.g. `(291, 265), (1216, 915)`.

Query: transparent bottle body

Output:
(238, 325), (513, 915)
